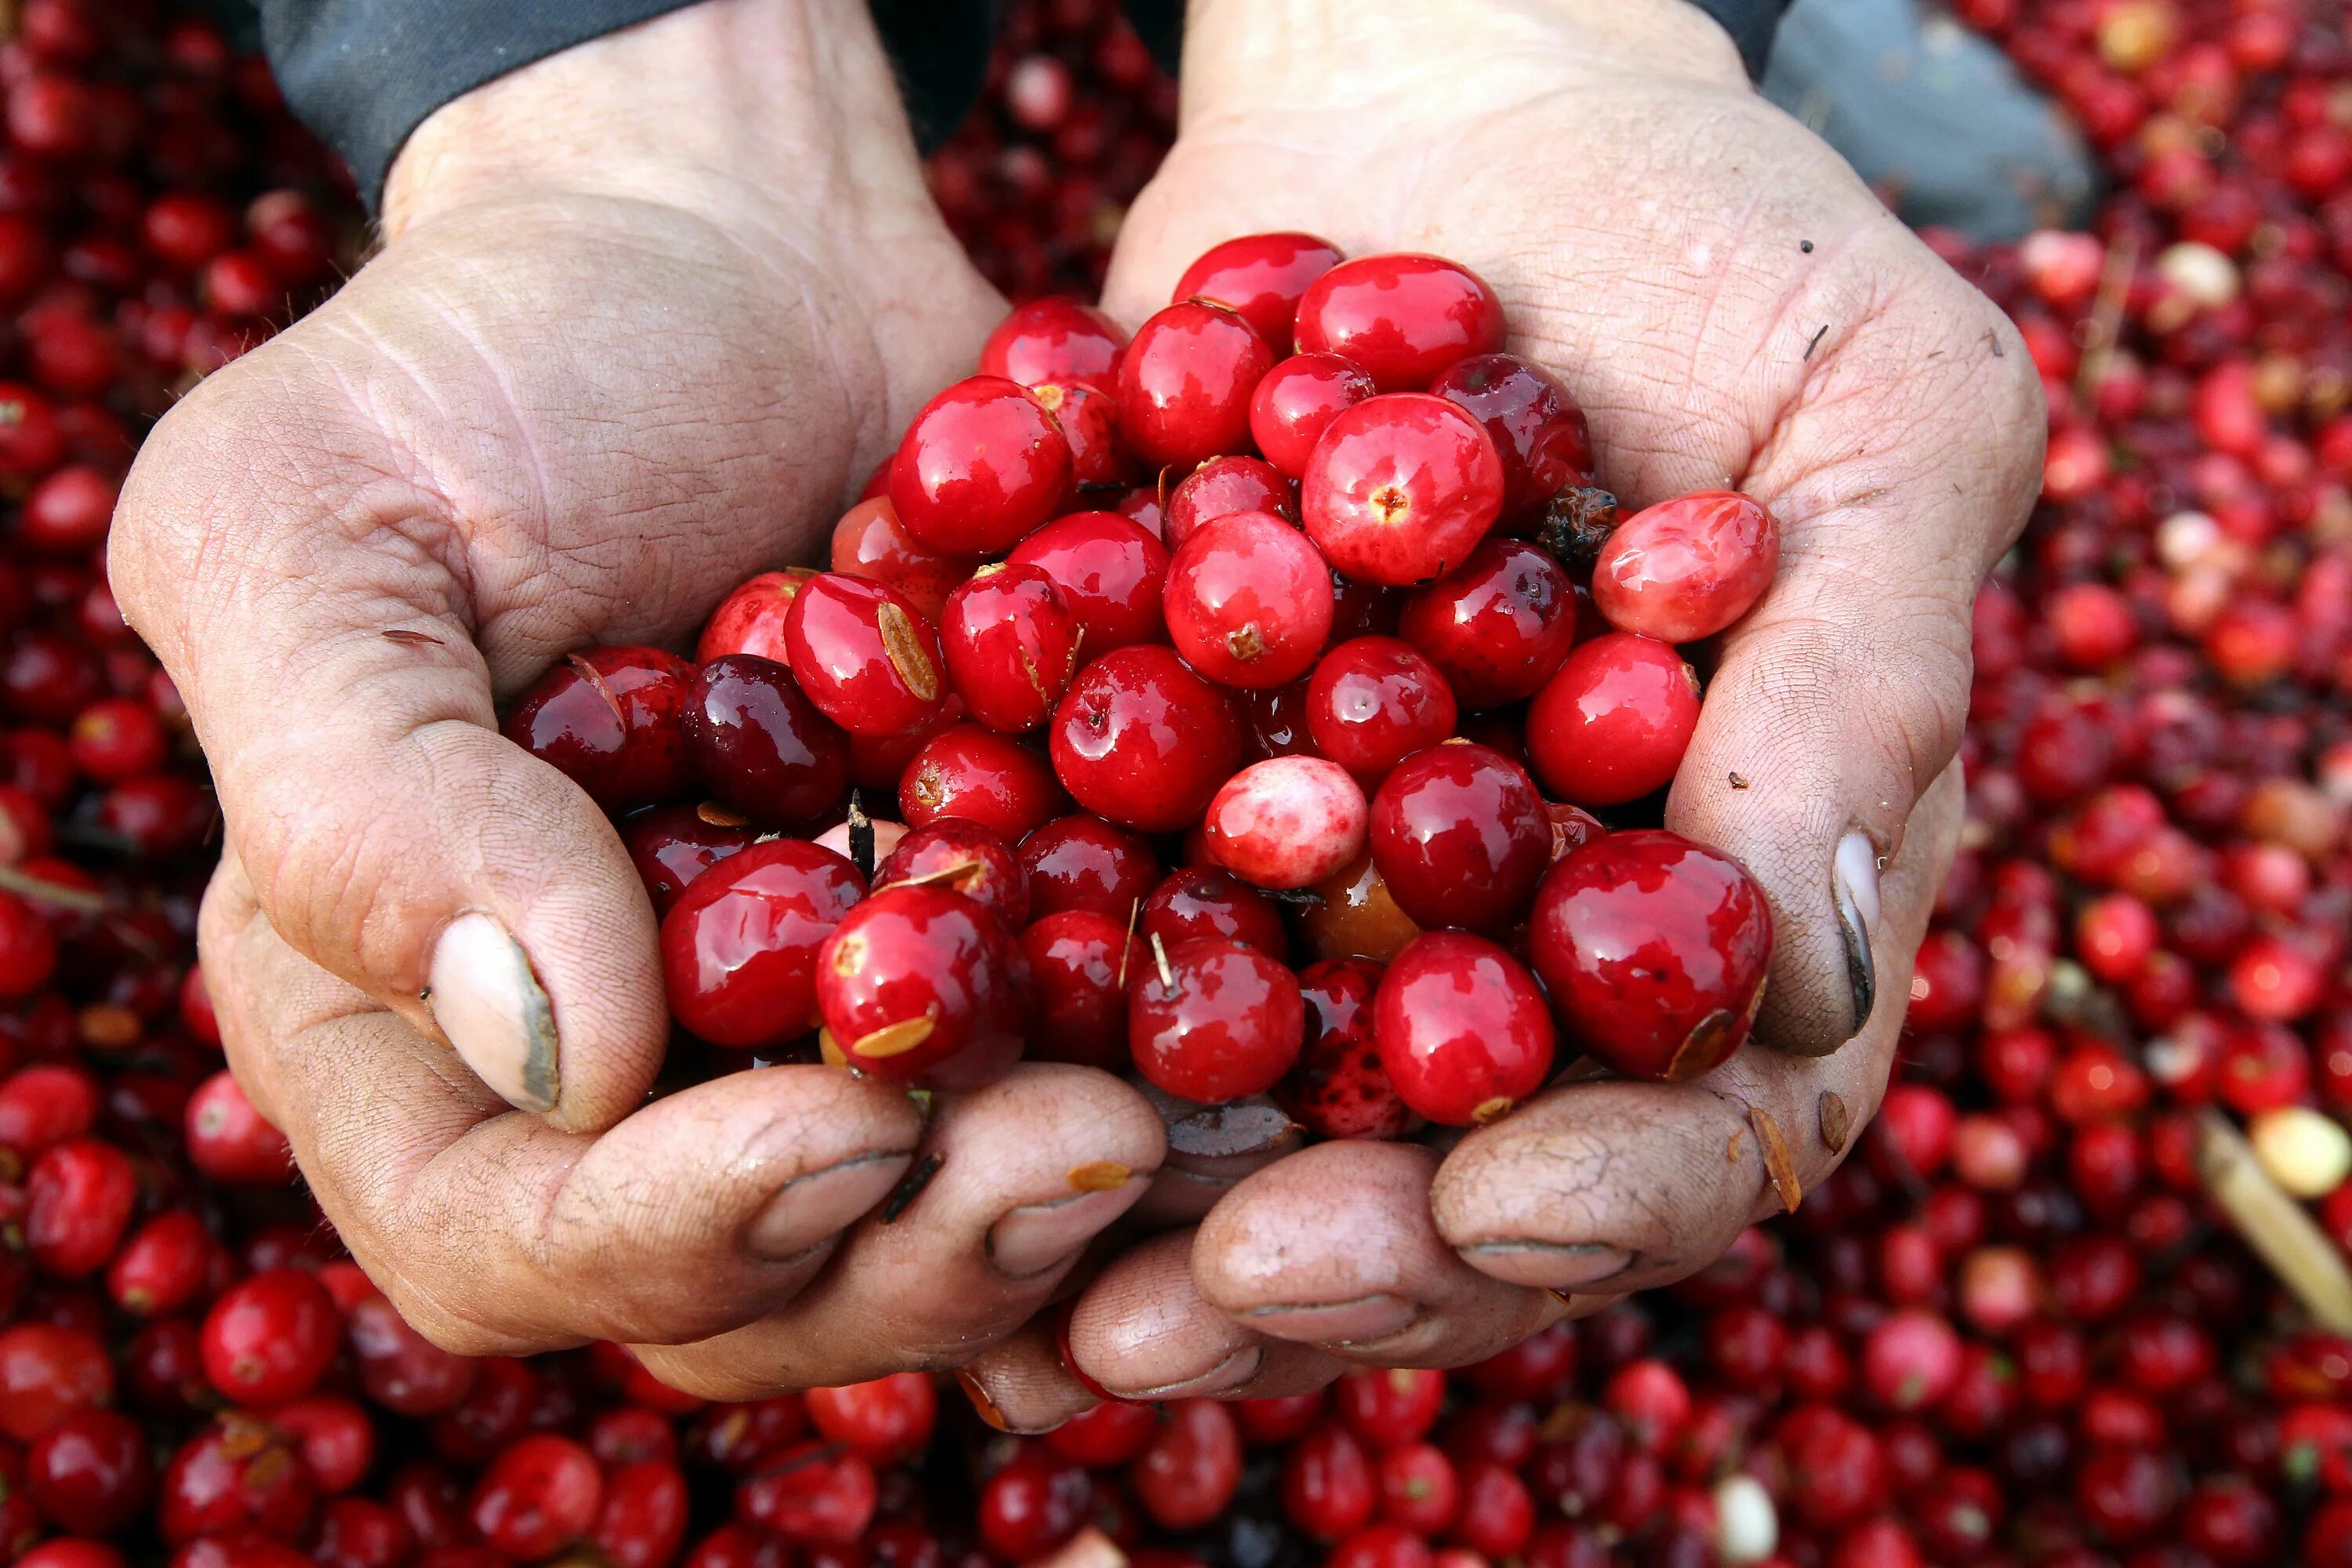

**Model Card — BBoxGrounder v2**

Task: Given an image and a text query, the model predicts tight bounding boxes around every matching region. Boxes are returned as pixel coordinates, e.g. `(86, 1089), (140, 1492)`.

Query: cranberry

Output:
(1128, 935), (1305, 1103)
(199, 1269), (337, 1406)
(1528, 830), (1773, 1081)
(105, 1210), (216, 1317)
(1591, 491), (1780, 642)
(1019, 815), (1158, 921)
(888, 376), (1073, 555)
(502, 647), (695, 813)
(898, 723), (1067, 840)
(978, 1447), (1091, 1561)
(1136, 866), (1281, 958)
(26, 1406), (151, 1534)
(1165, 511), (1334, 688)
(1282, 1421), (1375, 1540)
(1020, 909), (1143, 1069)
(19, 466), (114, 554)
(1203, 757), (1367, 890)
(595, 1460), (688, 1568)
(1524, 633), (1701, 807)
(1303, 394), (1505, 586)
(1033, 380), (1131, 489)
(183, 1071), (291, 1185)
(735, 1442), (876, 1545)
(805, 1374), (935, 1466)
(1050, 646), (1243, 833)
(873, 818), (1028, 928)
(1045, 1401), (1162, 1468)
(978, 296), (1126, 394)
(941, 563), (1083, 733)
(27, 1135), (137, 1276)
(1429, 353), (1592, 517)
(697, 572), (807, 665)
(1171, 232), (1342, 356)
(160, 1416), (316, 1545)
(1305, 637), (1459, 786)
(1368, 742), (1550, 934)
(1251, 353), (1378, 477)
(816, 884), (1026, 1088)
(1129, 1400), (1242, 1531)
(273, 1396), (376, 1494)
(1374, 931), (1555, 1124)
(829, 499), (966, 625)
(1294, 253), (1507, 391)
(1163, 455), (1295, 549)
(660, 839), (864, 1050)
(1115, 301), (1274, 469)
(1007, 510), (1170, 652)
(68, 697), (167, 781)
(1274, 958), (1405, 1138)
(684, 655), (849, 826)
(1396, 536), (1579, 710)
(782, 575), (949, 739)
(622, 804), (755, 916)
(470, 1435), (603, 1561)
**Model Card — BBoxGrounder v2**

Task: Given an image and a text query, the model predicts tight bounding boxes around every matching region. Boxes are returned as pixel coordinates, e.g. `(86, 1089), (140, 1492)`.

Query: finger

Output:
(1664, 234), (2043, 1055)
(113, 367), (669, 1130)
(1436, 762), (1962, 1293)
(201, 848), (925, 1354)
(1189, 1142), (1559, 1368)
(1061, 1232), (1347, 1401)
(634, 1064), (1164, 1397)
(956, 1323), (1096, 1436)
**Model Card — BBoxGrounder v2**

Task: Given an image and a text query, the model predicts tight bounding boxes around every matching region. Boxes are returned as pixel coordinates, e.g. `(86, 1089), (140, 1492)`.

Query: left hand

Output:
(965, 0), (2044, 1424)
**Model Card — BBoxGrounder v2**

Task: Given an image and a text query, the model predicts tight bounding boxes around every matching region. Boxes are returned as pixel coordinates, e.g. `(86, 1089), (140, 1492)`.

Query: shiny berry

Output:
(1007, 511), (1170, 652)
(684, 655), (849, 826)
(1020, 910), (1145, 1069)
(1305, 637), (1459, 786)
(622, 804), (755, 916)
(1050, 646), (1243, 833)
(1164, 455), (1294, 549)
(978, 297), (1126, 394)
(898, 723), (1067, 840)
(1294, 253), (1504, 391)
(782, 574), (948, 739)
(1141, 865), (1289, 960)
(659, 839), (864, 1049)
(1304, 394), (1505, 586)
(888, 376), (1072, 555)
(873, 818), (1029, 929)
(941, 564), (1082, 733)
(1298, 850), (1422, 966)
(1369, 743), (1551, 934)
(470, 1436), (602, 1561)
(1524, 633), (1700, 808)
(1276, 958), (1407, 1138)
(816, 884), (1026, 1088)
(1116, 301), (1274, 470)
(830, 498), (967, 625)
(1375, 931), (1554, 1124)
(199, 1270), (338, 1406)
(1528, 830), (1773, 1081)
(1171, 232), (1343, 356)
(1398, 536), (1579, 709)
(1018, 815), (1160, 921)
(1166, 511), (1334, 688)
(503, 647), (694, 813)
(1430, 353), (1592, 517)
(1203, 757), (1368, 890)
(1251, 352), (1379, 479)
(1591, 491), (1780, 643)
(697, 572), (808, 665)
(1129, 936), (1305, 1104)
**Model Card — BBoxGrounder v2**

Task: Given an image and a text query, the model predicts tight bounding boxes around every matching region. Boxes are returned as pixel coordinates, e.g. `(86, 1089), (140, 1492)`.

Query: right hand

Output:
(112, 0), (1164, 1388)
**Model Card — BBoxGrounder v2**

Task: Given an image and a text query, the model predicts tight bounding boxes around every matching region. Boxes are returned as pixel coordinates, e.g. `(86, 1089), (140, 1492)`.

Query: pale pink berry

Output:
(1203, 756), (1369, 889)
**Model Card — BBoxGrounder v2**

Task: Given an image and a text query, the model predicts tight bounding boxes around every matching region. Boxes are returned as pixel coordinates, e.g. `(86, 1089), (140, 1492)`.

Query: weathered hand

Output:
(971, 0), (2043, 1423)
(114, 0), (1163, 1387)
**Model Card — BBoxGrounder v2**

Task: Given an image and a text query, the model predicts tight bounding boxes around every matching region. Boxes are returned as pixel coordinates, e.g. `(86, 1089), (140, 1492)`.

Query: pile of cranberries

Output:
(12, 3), (2352, 1568)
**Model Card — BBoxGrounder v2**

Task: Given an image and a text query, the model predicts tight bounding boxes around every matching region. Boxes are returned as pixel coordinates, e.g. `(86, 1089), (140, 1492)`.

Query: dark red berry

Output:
(1171, 232), (1343, 356)
(1050, 646), (1243, 833)
(503, 647), (694, 813)
(1397, 536), (1580, 709)
(660, 839), (865, 1050)
(1368, 743), (1551, 934)
(1116, 301), (1274, 470)
(1007, 511), (1170, 652)
(684, 655), (850, 826)
(1524, 633), (1700, 808)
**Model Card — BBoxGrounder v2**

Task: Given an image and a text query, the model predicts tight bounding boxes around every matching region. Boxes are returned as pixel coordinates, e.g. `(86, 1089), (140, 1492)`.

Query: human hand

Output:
(112, 0), (1163, 1387)
(966, 0), (2045, 1423)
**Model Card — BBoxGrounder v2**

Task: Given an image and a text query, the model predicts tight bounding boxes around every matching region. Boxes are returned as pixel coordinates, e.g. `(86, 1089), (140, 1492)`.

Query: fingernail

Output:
(745, 1151), (915, 1261)
(1833, 831), (1881, 1035)
(426, 913), (559, 1113)
(1460, 1241), (1633, 1290)
(1116, 1346), (1263, 1400)
(988, 1177), (1150, 1279)
(956, 1369), (1011, 1432)
(1244, 1293), (1417, 1346)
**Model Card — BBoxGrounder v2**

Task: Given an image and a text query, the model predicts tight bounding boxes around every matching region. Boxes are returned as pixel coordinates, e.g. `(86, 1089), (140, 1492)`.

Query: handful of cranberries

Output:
(510, 236), (1782, 1127)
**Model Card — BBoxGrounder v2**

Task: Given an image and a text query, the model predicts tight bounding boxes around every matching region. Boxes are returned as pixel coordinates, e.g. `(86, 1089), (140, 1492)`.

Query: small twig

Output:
(2074, 230), (2140, 406)
(1802, 324), (1830, 360)
(2197, 1109), (2352, 1332)
(0, 865), (110, 913)
(880, 1151), (946, 1224)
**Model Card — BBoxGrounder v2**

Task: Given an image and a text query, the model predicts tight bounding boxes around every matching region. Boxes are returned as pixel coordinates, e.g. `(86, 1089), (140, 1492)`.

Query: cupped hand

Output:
(111, 0), (1163, 1385)
(972, 0), (2045, 1425)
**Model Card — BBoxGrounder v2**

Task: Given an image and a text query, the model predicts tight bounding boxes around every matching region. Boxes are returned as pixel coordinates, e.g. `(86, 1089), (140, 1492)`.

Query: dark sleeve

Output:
(1687, 0), (1794, 79)
(256, 0), (995, 213)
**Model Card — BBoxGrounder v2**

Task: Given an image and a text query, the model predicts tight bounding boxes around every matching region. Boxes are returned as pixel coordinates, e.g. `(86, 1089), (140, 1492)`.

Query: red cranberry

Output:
(941, 564), (1083, 734)
(898, 723), (1067, 840)
(1018, 815), (1159, 921)
(1007, 511), (1170, 652)
(684, 655), (849, 826)
(1429, 353), (1592, 517)
(1375, 931), (1555, 1124)
(1294, 254), (1507, 391)
(1165, 511), (1334, 688)
(1128, 935), (1305, 1103)
(1251, 353), (1377, 478)
(183, 1071), (291, 1185)
(1050, 646), (1243, 833)
(199, 1269), (337, 1406)
(27, 1135), (137, 1276)
(1282, 1421), (1375, 1541)
(1527, 830), (1773, 1081)
(978, 296), (1126, 394)
(26, 1406), (151, 1534)
(1305, 637), (1459, 786)
(873, 818), (1028, 929)
(1141, 865), (1289, 960)
(1163, 455), (1294, 549)
(502, 647), (695, 813)
(736, 1442), (877, 1545)
(804, 1374), (935, 1466)
(470, 1435), (603, 1561)
(1020, 909), (1143, 1069)
(816, 884), (1026, 1088)
(782, 575), (949, 739)
(888, 376), (1072, 555)
(1398, 535), (1580, 710)
(1591, 491), (1780, 642)
(697, 572), (807, 665)
(1524, 633), (1701, 807)
(622, 804), (755, 916)
(1275, 958), (1405, 1138)
(977, 1447), (1091, 1562)
(1203, 757), (1367, 890)
(1171, 232), (1342, 356)
(1129, 1400), (1242, 1530)
(1303, 394), (1505, 586)
(1368, 742), (1551, 934)
(660, 839), (864, 1050)
(830, 498), (966, 625)
(1033, 380), (1131, 489)
(105, 1210), (216, 1317)
(1115, 301), (1274, 469)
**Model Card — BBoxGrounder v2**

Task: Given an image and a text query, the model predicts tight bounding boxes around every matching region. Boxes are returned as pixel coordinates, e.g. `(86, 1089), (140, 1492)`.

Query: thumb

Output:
(1666, 291), (2043, 1056)
(111, 358), (666, 1131)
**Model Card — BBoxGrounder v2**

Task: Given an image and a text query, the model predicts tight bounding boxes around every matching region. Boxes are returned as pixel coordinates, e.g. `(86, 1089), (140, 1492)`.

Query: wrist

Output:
(383, 0), (931, 245)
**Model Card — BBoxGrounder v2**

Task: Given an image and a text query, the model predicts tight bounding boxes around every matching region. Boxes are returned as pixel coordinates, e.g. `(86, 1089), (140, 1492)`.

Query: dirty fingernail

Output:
(746, 1151), (914, 1261)
(1245, 1293), (1418, 1346)
(989, 1177), (1149, 1279)
(427, 912), (559, 1113)
(1461, 1240), (1633, 1290)
(1833, 830), (1881, 1036)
